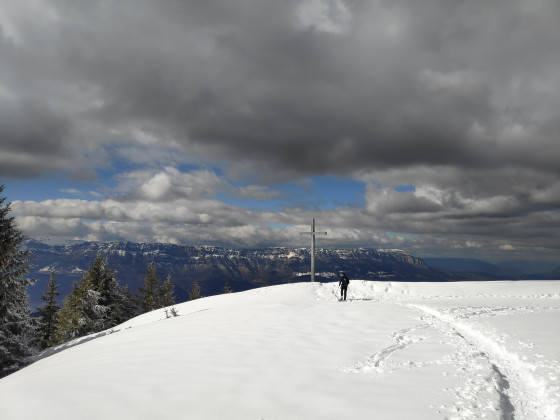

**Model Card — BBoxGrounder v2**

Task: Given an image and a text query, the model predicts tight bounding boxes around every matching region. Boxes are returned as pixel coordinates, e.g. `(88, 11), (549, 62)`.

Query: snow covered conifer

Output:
(37, 270), (61, 348)
(138, 262), (161, 313)
(50, 277), (102, 345)
(88, 252), (114, 300)
(0, 185), (36, 377)
(51, 253), (135, 345)
(50, 254), (120, 344)
(87, 253), (126, 328)
(77, 279), (106, 335)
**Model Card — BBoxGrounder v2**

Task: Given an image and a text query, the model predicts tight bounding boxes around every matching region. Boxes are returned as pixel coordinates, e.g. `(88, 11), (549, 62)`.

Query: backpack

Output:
(341, 275), (349, 286)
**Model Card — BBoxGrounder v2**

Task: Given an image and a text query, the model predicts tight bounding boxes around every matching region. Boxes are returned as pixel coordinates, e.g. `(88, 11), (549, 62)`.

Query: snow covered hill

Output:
(2, 280), (559, 419)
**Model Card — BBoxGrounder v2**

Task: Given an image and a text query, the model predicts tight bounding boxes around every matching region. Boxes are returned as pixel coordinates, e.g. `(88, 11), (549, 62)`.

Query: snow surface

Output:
(1, 280), (559, 419)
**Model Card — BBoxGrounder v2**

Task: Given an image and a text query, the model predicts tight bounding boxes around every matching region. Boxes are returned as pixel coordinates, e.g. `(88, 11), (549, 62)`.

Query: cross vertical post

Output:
(300, 218), (327, 281)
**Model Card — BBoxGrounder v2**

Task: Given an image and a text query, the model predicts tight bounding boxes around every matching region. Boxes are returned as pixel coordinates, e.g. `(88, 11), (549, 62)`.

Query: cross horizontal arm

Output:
(300, 232), (327, 235)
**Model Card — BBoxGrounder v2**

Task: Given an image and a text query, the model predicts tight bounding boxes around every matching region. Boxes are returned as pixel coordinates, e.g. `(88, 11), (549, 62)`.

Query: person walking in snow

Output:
(339, 272), (349, 301)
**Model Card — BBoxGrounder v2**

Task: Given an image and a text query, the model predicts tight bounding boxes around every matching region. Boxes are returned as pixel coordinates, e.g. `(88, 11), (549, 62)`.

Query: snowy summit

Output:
(1, 280), (559, 419)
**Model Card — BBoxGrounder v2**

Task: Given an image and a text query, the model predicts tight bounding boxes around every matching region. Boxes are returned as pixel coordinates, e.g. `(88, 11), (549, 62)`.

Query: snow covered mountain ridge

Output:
(24, 240), (438, 308)
(24, 239), (423, 265)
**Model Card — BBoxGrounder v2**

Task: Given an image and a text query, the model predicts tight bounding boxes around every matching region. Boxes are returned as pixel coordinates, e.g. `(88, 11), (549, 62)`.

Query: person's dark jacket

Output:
(339, 274), (349, 288)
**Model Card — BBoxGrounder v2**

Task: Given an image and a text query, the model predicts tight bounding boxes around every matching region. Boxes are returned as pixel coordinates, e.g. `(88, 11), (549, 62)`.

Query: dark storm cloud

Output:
(0, 98), (72, 177)
(122, 1), (560, 177)
(2, 0), (559, 178)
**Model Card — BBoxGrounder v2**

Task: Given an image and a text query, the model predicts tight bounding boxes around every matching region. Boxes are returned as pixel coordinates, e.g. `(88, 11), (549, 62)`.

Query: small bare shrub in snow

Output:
(164, 307), (179, 318)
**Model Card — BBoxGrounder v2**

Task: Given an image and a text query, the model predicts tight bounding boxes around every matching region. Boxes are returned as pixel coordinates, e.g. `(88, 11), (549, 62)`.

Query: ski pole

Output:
(331, 286), (338, 300)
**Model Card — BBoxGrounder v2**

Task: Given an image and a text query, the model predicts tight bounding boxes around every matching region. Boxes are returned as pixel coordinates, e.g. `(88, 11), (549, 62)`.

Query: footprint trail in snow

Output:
(321, 280), (560, 420)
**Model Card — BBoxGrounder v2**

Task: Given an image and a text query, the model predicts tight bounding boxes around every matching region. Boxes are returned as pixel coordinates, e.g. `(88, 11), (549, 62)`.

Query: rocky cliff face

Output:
(24, 240), (440, 308)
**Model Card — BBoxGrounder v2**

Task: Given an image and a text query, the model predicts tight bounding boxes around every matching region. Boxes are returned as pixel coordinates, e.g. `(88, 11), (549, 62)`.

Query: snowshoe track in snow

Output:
(408, 303), (558, 420)
(325, 281), (560, 419)
(343, 324), (431, 374)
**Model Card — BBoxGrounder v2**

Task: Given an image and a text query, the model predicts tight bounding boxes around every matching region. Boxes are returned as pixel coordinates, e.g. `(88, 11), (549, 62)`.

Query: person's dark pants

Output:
(341, 286), (347, 301)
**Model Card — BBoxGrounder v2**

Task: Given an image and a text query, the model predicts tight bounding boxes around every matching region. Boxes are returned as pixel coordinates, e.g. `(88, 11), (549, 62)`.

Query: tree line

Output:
(39, 256), (184, 348)
(1, 185), (227, 378)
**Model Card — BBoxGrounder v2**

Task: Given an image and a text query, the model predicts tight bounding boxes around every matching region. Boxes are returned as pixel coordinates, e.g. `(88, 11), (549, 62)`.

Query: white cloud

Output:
(115, 167), (227, 201)
(364, 183), (442, 215)
(296, 0), (352, 34)
(466, 241), (482, 248)
(60, 188), (82, 195)
(138, 172), (173, 201)
(237, 185), (280, 201)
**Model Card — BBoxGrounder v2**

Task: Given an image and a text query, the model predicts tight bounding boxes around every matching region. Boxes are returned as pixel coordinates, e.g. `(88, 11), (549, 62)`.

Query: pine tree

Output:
(159, 273), (176, 308)
(0, 185), (36, 377)
(117, 285), (139, 321)
(47, 293), (78, 346)
(50, 253), (127, 345)
(138, 262), (161, 313)
(189, 280), (201, 301)
(77, 277), (106, 335)
(86, 253), (126, 328)
(222, 279), (233, 294)
(50, 276), (104, 345)
(37, 270), (61, 348)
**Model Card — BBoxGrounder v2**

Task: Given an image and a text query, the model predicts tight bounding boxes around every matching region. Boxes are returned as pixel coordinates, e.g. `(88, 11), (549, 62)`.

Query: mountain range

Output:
(23, 240), (559, 309)
(23, 240), (435, 308)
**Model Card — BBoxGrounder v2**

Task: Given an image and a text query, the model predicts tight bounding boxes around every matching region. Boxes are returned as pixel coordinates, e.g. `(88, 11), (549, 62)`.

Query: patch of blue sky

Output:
(2, 173), (103, 202)
(214, 192), (276, 210)
(217, 176), (366, 211)
(307, 176), (366, 209)
(394, 184), (415, 192)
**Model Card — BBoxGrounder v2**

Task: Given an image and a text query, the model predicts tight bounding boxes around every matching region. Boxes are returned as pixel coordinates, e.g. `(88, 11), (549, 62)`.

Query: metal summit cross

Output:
(300, 218), (327, 282)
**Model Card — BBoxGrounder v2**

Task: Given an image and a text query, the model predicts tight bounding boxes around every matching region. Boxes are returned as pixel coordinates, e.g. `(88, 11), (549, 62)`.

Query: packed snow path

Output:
(1, 280), (559, 419)
(318, 280), (560, 419)
(408, 303), (556, 419)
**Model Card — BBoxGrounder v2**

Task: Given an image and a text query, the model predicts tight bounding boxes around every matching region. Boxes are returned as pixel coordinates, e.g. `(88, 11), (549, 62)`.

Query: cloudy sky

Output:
(1, 0), (559, 262)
